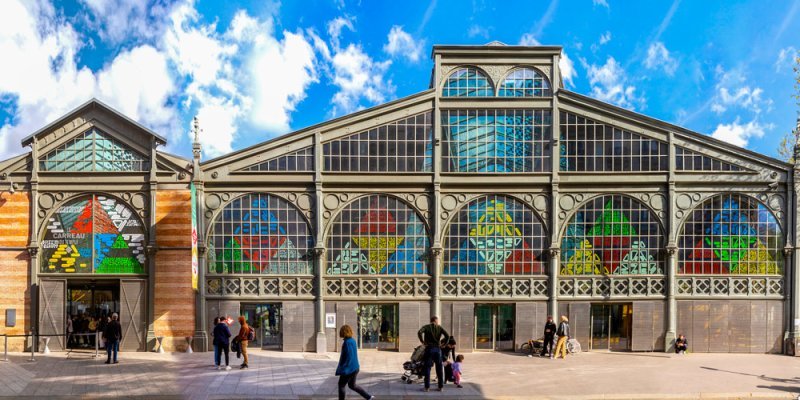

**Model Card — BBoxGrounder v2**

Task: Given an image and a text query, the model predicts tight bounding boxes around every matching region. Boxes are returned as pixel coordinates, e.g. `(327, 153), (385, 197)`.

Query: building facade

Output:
(1, 44), (798, 355)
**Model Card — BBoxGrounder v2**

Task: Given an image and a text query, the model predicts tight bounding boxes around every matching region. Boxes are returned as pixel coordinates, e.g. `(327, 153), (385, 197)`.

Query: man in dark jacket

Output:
(541, 316), (557, 358)
(417, 316), (450, 392)
(213, 316), (232, 370)
(104, 313), (122, 364)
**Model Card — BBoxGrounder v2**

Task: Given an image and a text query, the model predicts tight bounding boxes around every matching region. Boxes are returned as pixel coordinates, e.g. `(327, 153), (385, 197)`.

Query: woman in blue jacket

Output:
(336, 324), (374, 400)
(212, 316), (232, 370)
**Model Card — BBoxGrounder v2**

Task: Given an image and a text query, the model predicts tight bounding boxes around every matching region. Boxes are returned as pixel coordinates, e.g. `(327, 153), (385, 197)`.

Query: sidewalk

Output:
(0, 348), (796, 399)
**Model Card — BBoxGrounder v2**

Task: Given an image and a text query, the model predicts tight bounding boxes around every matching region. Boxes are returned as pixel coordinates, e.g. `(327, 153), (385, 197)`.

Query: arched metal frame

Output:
(325, 194), (431, 276)
(441, 66), (495, 97)
(39, 193), (147, 274)
(497, 66), (552, 97)
(206, 193), (314, 275)
(443, 194), (549, 276)
(559, 194), (665, 276)
(677, 193), (784, 275)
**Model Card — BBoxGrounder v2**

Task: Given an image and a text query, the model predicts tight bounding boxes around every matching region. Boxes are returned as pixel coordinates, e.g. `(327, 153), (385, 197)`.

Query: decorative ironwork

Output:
(675, 276), (784, 297)
(323, 277), (432, 298)
(439, 277), (548, 298)
(558, 276), (666, 298)
(205, 276), (314, 297)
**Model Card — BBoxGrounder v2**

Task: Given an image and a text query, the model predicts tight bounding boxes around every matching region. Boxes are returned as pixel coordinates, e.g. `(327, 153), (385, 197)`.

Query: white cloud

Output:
(519, 33), (541, 46)
(709, 67), (771, 116)
(327, 16), (354, 51)
(593, 0), (609, 8)
(775, 46), (798, 72)
(644, 41), (678, 76)
(330, 44), (393, 115)
(467, 25), (490, 39)
(585, 57), (644, 110)
(79, 0), (173, 44)
(559, 51), (576, 87)
(384, 26), (423, 63)
(599, 31), (611, 45)
(711, 118), (773, 148)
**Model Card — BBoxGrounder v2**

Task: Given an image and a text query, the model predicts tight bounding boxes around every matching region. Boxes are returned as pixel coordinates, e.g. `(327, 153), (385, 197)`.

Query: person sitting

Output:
(675, 334), (688, 354)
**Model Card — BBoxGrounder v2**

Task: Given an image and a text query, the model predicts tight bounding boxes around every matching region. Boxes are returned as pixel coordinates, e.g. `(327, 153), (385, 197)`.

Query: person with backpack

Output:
(235, 316), (253, 369)
(104, 313), (122, 364)
(554, 315), (570, 359)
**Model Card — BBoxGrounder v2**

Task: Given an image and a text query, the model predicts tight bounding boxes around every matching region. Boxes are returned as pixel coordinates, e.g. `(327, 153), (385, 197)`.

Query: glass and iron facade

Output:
(2, 44), (798, 355)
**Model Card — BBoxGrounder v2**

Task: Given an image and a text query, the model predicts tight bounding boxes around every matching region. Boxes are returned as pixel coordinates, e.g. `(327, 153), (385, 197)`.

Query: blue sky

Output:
(0, 0), (798, 160)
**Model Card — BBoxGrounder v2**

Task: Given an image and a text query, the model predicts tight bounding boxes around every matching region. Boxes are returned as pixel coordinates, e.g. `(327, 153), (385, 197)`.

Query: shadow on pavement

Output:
(702, 366), (800, 388)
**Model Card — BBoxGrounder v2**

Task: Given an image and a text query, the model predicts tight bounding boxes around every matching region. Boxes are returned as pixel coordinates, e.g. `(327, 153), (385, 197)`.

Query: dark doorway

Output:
(590, 303), (632, 351)
(66, 281), (119, 350)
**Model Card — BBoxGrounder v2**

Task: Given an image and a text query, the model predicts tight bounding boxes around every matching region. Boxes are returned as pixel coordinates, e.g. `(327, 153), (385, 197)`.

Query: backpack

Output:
(247, 327), (255, 341)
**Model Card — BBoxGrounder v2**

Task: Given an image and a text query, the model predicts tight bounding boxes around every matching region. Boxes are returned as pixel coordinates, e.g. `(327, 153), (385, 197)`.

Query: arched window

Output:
(444, 195), (548, 275)
(208, 194), (313, 274)
(327, 195), (429, 275)
(561, 195), (663, 275)
(679, 194), (783, 275)
(498, 67), (551, 97)
(442, 67), (494, 97)
(41, 194), (146, 274)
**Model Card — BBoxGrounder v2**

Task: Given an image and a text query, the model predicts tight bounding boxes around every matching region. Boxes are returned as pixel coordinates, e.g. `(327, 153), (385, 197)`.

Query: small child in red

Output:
(453, 354), (464, 388)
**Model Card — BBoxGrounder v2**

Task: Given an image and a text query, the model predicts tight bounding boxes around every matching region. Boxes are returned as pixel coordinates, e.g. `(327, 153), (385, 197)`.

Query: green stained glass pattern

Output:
(39, 128), (149, 172)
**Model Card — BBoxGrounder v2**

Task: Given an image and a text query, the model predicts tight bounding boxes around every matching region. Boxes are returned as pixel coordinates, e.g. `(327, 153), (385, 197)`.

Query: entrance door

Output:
(67, 281), (120, 350)
(357, 304), (398, 350)
(241, 303), (282, 350)
(474, 304), (515, 351)
(119, 280), (145, 352)
(590, 303), (632, 351)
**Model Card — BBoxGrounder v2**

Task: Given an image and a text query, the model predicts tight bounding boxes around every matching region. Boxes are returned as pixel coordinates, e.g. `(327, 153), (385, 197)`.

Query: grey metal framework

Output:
(192, 44), (800, 355)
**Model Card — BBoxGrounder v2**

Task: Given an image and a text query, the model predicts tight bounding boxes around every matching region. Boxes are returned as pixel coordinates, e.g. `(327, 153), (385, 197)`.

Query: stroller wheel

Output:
(401, 376), (407, 381)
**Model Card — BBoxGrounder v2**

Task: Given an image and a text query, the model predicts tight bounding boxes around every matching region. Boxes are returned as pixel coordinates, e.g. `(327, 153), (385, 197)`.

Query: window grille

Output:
(242, 146), (314, 172)
(442, 67), (494, 97)
(441, 109), (552, 173)
(675, 146), (748, 172)
(41, 195), (146, 274)
(323, 112), (432, 172)
(559, 112), (668, 172)
(498, 67), (551, 97)
(208, 194), (313, 275)
(39, 128), (149, 172)
(560, 195), (664, 276)
(444, 195), (548, 275)
(327, 195), (429, 276)
(679, 194), (783, 275)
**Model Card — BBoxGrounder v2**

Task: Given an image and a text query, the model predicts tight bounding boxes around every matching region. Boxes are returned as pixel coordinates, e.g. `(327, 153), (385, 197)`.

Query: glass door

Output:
(241, 304), (282, 350)
(357, 304), (398, 350)
(474, 304), (493, 350)
(590, 304), (609, 350)
(474, 304), (515, 351)
(67, 282), (120, 350)
(590, 303), (632, 351)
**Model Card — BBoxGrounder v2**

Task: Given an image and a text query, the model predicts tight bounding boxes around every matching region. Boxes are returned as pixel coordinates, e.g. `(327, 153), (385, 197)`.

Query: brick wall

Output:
(154, 190), (194, 351)
(0, 192), (30, 351)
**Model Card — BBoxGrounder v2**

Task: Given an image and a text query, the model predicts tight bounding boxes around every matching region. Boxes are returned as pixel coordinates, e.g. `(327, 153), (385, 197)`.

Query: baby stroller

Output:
(401, 345), (427, 384)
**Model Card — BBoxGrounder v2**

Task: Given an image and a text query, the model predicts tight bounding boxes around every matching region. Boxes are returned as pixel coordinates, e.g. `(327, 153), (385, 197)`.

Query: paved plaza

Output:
(0, 348), (796, 399)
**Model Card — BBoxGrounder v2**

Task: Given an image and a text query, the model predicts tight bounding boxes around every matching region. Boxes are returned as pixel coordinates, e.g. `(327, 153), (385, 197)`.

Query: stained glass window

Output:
(561, 195), (663, 275)
(498, 68), (551, 97)
(444, 195), (548, 275)
(441, 109), (552, 173)
(323, 112), (432, 172)
(41, 195), (146, 274)
(559, 112), (668, 172)
(208, 194), (313, 275)
(242, 147), (314, 172)
(327, 195), (429, 275)
(442, 67), (494, 97)
(39, 128), (149, 172)
(675, 147), (748, 172)
(679, 194), (783, 275)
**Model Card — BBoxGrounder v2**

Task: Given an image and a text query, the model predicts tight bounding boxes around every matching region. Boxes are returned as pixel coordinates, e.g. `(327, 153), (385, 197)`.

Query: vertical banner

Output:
(191, 182), (199, 291)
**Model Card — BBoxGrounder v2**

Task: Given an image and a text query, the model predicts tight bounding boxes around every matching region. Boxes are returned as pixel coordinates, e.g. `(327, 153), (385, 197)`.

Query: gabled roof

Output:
(558, 90), (792, 170)
(21, 98), (167, 147)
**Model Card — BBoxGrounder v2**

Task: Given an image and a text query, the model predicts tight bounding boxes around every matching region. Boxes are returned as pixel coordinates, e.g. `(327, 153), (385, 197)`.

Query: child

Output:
(453, 354), (464, 388)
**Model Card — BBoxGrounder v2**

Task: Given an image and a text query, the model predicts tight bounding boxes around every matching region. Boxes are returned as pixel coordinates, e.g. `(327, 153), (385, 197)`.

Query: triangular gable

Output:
(675, 146), (754, 173)
(238, 146), (314, 172)
(39, 128), (149, 172)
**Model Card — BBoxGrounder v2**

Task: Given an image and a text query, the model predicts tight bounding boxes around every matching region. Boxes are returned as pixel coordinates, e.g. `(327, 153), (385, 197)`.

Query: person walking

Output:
(236, 316), (251, 369)
(213, 317), (232, 370)
(335, 325), (374, 400)
(417, 316), (450, 392)
(541, 315), (557, 358)
(103, 313), (122, 364)
(554, 315), (570, 359)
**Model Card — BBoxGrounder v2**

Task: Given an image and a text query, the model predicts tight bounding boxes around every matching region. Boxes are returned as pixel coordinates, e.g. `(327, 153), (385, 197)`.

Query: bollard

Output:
(2, 335), (7, 362)
(185, 337), (193, 354)
(156, 336), (165, 354)
(27, 331), (35, 362)
(42, 337), (50, 354)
